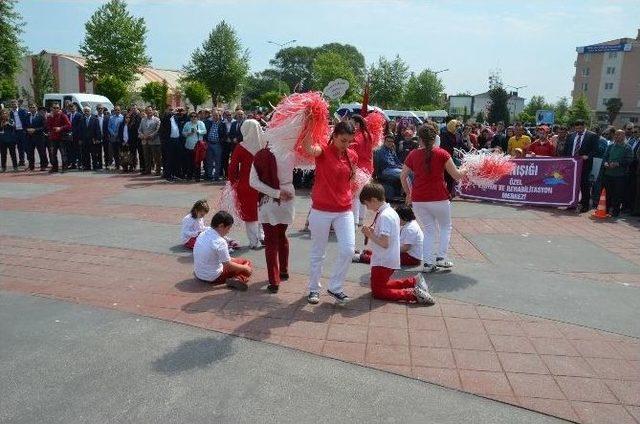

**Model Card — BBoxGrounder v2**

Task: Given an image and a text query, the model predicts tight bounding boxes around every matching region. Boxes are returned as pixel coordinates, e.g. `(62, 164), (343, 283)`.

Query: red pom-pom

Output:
(365, 112), (386, 148)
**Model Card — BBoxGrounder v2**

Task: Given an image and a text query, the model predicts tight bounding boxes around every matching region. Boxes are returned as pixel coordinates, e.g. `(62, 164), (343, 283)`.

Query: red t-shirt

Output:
(526, 140), (556, 157)
(312, 143), (358, 212)
(350, 130), (374, 173)
(404, 147), (451, 202)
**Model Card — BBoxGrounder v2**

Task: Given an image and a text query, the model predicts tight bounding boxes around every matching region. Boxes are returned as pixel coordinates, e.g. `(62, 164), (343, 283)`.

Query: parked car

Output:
(43, 93), (114, 113)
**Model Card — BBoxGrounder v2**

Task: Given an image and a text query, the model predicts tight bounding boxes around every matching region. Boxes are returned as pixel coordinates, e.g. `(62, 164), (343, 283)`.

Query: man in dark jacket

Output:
(159, 106), (173, 179)
(25, 103), (48, 170)
(204, 109), (228, 180)
(563, 119), (599, 212)
(10, 99), (28, 166)
(91, 105), (109, 170)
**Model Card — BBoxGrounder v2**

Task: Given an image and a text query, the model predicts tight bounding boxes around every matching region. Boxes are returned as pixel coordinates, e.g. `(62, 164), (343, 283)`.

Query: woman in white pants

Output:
(401, 124), (465, 272)
(303, 121), (358, 305)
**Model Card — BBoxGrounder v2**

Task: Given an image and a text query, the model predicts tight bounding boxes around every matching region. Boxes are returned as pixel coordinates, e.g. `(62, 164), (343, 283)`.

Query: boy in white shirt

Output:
(193, 211), (253, 289)
(359, 183), (434, 305)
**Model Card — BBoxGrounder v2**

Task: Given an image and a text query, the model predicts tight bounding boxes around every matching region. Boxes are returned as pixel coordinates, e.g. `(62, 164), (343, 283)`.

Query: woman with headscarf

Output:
(228, 119), (266, 249)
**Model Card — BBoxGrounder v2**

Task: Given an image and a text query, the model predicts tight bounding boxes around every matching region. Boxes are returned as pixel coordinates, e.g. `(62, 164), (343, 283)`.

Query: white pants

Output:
(245, 221), (263, 247)
(308, 208), (355, 293)
(352, 196), (367, 226)
(413, 201), (452, 265)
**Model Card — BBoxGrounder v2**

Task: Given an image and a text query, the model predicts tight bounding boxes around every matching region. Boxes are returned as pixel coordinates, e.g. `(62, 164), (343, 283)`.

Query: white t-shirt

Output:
(369, 203), (401, 270)
(181, 214), (206, 244)
(193, 228), (230, 281)
(400, 220), (423, 260)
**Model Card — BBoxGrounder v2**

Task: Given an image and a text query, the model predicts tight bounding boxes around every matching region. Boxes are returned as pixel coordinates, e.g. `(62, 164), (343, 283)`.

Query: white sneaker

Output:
(436, 258), (453, 268)
(413, 285), (436, 305)
(414, 273), (428, 292)
(421, 264), (438, 273)
(352, 252), (362, 263)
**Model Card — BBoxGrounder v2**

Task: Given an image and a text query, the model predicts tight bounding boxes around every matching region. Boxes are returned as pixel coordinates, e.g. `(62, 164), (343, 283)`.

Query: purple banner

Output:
(460, 157), (582, 207)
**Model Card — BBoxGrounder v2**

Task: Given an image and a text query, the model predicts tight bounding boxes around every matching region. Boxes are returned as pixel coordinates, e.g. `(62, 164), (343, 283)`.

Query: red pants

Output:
(262, 223), (289, 286)
(360, 250), (421, 267)
(211, 258), (252, 285)
(184, 236), (197, 250)
(370, 266), (416, 302)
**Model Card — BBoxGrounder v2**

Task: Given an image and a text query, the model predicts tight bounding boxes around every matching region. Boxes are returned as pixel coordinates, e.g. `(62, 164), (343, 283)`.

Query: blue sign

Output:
(577, 43), (632, 53)
(536, 110), (555, 125)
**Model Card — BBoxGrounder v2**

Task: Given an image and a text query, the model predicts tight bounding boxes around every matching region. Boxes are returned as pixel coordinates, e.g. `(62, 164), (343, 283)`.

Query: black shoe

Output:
(279, 273), (289, 281)
(327, 289), (350, 305)
(307, 291), (320, 304)
(579, 205), (589, 213)
(267, 284), (279, 293)
(48, 167), (58, 173)
(18, 161), (25, 167)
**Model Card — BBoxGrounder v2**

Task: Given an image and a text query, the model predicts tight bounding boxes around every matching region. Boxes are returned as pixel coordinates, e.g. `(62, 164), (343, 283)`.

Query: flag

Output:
(361, 80), (370, 117)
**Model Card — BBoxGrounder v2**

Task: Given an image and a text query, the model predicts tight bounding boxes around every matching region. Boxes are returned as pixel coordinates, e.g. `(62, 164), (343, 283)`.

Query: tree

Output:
(475, 111), (485, 123)
(140, 80), (169, 110)
(79, 0), (150, 85)
(523, 95), (553, 117)
(311, 51), (358, 100)
(403, 69), (445, 110)
(487, 86), (510, 124)
(315, 43), (366, 85)
(268, 46), (316, 92)
(182, 80), (209, 111)
(516, 111), (535, 124)
(184, 20), (249, 105)
(605, 98), (623, 125)
(0, 0), (26, 100)
(25, 54), (55, 106)
(241, 71), (289, 107)
(368, 55), (410, 109)
(554, 97), (570, 125)
(94, 75), (129, 104)
(567, 95), (592, 125)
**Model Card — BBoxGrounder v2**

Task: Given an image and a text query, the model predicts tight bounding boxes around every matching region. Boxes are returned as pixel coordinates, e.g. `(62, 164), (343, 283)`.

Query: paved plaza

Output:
(1, 170), (640, 423)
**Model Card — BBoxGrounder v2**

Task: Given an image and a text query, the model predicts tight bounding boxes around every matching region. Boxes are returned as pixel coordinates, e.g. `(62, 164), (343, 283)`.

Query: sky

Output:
(15, 0), (640, 104)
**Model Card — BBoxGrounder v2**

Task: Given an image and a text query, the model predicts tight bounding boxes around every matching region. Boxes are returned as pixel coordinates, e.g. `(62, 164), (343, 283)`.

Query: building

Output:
(16, 50), (184, 108)
(449, 90), (525, 121)
(572, 29), (640, 126)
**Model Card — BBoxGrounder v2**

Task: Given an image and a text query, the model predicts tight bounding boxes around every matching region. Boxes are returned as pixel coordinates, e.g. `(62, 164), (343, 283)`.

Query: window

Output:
(605, 83), (614, 90)
(630, 117), (638, 123)
(582, 67), (590, 76)
(582, 83), (588, 91)
(584, 54), (591, 63)
(606, 66), (616, 75)
(608, 52), (618, 59)
(602, 98), (609, 106)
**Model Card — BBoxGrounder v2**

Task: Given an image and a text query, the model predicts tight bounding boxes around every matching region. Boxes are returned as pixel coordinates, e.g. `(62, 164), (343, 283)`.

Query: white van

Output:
(43, 93), (114, 114)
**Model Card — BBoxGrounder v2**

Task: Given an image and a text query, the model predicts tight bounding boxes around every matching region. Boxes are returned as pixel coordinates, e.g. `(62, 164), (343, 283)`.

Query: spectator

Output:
(138, 106), (162, 175)
(0, 109), (18, 172)
(591, 126), (611, 207)
(507, 123), (531, 155)
(439, 119), (459, 196)
(92, 104), (109, 169)
(397, 132), (418, 163)
(66, 103), (81, 169)
(478, 127), (493, 149)
(9, 99), (28, 167)
(460, 125), (476, 151)
(117, 114), (135, 172)
(224, 109), (244, 179)
(107, 105), (124, 170)
(204, 109), (227, 181)
(553, 125), (569, 157)
(128, 106), (142, 171)
(159, 106), (173, 180)
(162, 108), (181, 182)
(624, 124), (639, 213)
(182, 111), (206, 181)
(25, 103), (47, 171)
(602, 129), (633, 217)
(375, 134), (404, 187)
(526, 126), (556, 156)
(45, 103), (72, 173)
(79, 106), (100, 171)
(563, 119), (599, 212)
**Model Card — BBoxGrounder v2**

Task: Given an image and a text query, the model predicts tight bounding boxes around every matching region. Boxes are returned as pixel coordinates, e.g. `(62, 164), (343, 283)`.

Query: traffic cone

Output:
(592, 189), (609, 219)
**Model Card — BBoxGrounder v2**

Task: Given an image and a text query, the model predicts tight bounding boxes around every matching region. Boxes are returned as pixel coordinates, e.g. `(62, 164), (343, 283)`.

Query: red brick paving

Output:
(2, 172), (640, 423)
(2, 235), (640, 423)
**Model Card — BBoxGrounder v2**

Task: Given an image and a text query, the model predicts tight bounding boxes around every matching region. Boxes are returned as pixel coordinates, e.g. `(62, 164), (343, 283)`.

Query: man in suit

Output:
(563, 119), (599, 212)
(65, 103), (82, 169)
(78, 106), (98, 170)
(204, 109), (227, 181)
(623, 124), (639, 213)
(159, 106), (173, 180)
(25, 103), (48, 171)
(223, 109), (244, 179)
(10, 99), (29, 166)
(92, 105), (109, 169)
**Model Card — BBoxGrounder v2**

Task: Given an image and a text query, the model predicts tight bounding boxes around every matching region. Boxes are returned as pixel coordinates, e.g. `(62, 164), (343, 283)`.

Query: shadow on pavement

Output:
(151, 336), (236, 375)
(427, 272), (478, 293)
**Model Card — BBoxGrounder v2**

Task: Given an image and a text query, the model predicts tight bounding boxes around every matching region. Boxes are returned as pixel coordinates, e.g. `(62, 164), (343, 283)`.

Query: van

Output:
(335, 103), (388, 120)
(43, 93), (114, 114)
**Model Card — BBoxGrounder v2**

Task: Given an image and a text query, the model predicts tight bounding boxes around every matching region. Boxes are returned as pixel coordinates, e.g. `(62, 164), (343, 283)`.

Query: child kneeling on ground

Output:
(353, 205), (423, 267)
(359, 183), (434, 305)
(193, 211), (253, 290)
(181, 199), (210, 249)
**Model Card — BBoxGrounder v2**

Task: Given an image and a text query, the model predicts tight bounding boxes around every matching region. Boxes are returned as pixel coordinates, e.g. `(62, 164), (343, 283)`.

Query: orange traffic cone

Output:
(592, 189), (609, 219)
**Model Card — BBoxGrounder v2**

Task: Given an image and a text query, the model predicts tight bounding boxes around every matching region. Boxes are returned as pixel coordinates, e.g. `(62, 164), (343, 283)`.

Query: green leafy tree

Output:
(241, 71), (289, 106)
(516, 111), (535, 124)
(28, 54), (55, 106)
(94, 75), (129, 104)
(554, 97), (570, 125)
(315, 43), (366, 85)
(368, 55), (409, 109)
(79, 0), (150, 85)
(311, 51), (357, 100)
(258, 91), (285, 109)
(605, 98), (623, 125)
(567, 95), (592, 125)
(487, 86), (510, 124)
(523, 95), (554, 118)
(184, 20), (249, 105)
(0, 0), (26, 100)
(268, 46), (316, 92)
(403, 70), (445, 110)
(140, 80), (169, 110)
(181, 80), (209, 111)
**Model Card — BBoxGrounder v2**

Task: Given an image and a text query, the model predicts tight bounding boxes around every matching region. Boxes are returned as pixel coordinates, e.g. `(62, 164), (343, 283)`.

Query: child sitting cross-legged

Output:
(353, 205), (423, 268)
(193, 211), (253, 290)
(181, 199), (210, 249)
(358, 183), (435, 305)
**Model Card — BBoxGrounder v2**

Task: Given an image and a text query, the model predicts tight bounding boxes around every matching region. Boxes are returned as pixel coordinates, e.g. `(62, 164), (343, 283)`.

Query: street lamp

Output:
(267, 39), (297, 48)
(505, 84), (527, 119)
(432, 68), (450, 75)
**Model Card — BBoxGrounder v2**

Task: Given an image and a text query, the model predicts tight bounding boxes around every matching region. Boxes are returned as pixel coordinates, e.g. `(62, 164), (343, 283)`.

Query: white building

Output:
(449, 90), (525, 121)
